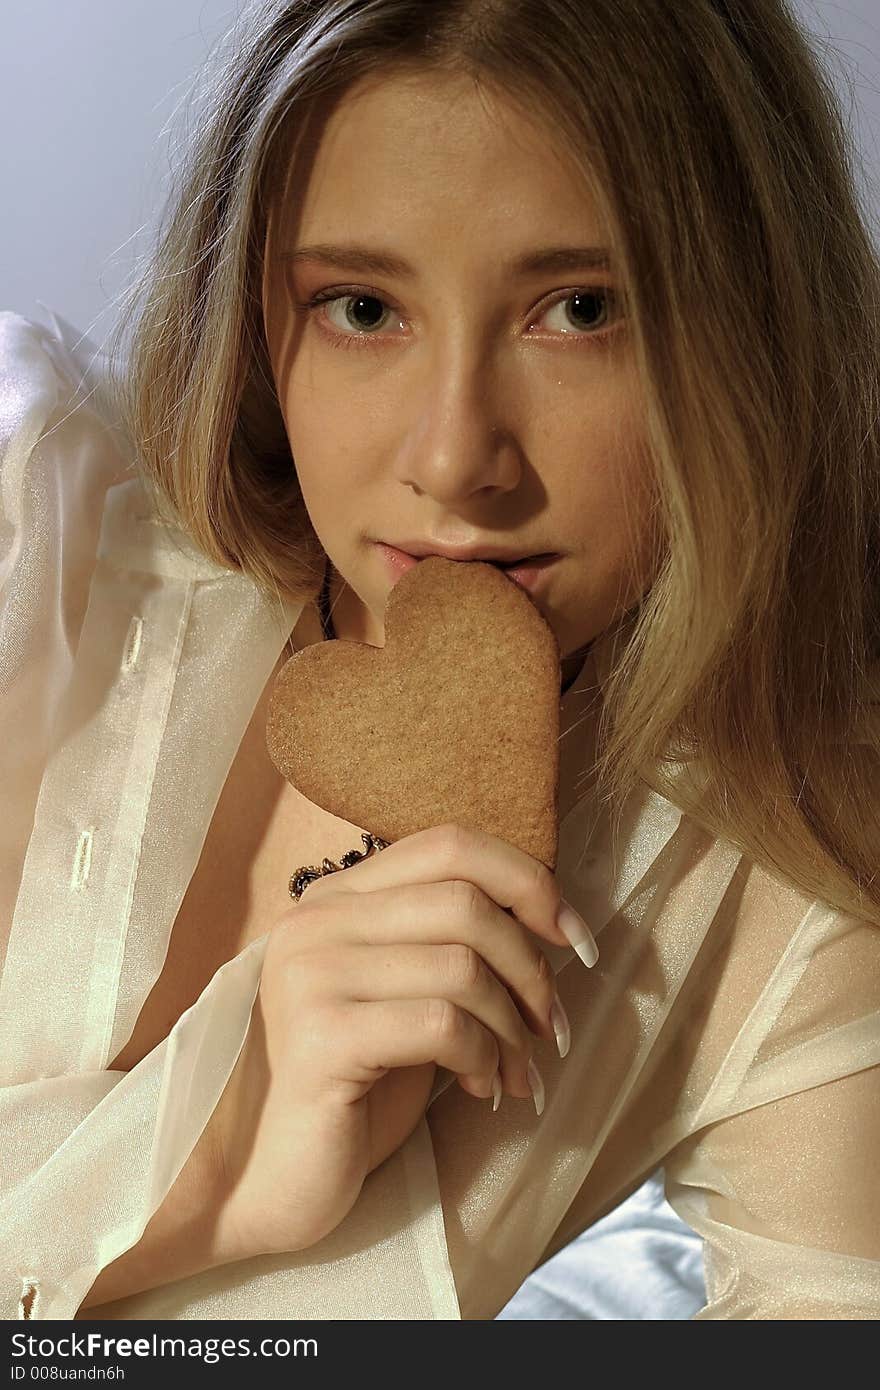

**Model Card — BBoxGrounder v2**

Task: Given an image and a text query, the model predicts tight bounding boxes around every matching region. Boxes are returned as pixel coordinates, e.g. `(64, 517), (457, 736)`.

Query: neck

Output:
(560, 644), (592, 695)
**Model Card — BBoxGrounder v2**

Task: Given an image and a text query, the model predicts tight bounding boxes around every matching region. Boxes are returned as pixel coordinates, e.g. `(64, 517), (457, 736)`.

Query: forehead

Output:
(274, 67), (609, 250)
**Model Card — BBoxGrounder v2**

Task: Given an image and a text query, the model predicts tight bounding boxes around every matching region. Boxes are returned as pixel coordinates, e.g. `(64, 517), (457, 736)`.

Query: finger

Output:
(341, 997), (502, 1100)
(333, 941), (536, 1096)
(301, 821), (597, 961)
(295, 880), (559, 1047)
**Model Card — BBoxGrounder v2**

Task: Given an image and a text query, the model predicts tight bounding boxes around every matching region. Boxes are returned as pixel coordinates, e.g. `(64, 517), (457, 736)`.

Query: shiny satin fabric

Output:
(1, 308), (878, 1320)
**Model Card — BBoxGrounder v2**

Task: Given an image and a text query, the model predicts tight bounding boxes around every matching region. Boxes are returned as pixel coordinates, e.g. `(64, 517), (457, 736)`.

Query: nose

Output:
(391, 350), (524, 503)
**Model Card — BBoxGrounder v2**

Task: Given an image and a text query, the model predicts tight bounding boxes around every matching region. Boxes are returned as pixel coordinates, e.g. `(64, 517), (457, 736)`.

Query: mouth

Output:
(376, 543), (559, 593)
(488, 553), (555, 570)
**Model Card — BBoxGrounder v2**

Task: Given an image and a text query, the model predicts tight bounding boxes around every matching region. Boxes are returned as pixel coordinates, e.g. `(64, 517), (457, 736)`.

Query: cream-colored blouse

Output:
(1, 308), (879, 1321)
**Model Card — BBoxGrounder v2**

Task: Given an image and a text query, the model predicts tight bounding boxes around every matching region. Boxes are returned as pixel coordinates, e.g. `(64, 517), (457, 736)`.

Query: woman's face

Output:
(263, 67), (657, 664)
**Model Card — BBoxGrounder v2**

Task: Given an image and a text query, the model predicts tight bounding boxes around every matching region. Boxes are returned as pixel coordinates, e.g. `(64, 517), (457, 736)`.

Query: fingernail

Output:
(550, 993), (571, 1058)
(557, 899), (599, 968)
(491, 1069), (502, 1113)
(527, 1058), (545, 1117)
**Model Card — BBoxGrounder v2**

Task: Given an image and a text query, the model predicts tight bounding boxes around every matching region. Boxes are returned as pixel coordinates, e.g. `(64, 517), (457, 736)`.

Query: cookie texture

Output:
(265, 556), (561, 869)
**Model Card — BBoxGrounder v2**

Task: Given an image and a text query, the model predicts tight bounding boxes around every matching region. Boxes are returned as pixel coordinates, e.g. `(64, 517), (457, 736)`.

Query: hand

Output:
(204, 823), (588, 1261)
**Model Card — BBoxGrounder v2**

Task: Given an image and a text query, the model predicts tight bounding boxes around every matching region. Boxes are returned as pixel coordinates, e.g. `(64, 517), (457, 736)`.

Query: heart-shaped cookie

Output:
(265, 555), (561, 869)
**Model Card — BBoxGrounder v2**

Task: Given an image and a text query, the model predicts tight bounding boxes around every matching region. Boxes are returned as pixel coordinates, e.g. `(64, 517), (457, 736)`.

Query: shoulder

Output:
(1, 305), (131, 448)
(0, 308), (105, 443)
(0, 310), (68, 464)
(0, 309), (146, 718)
(0, 308), (137, 579)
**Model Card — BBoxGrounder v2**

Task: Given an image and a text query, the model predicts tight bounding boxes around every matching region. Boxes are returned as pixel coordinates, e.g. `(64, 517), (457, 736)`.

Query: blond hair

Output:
(105, 0), (880, 926)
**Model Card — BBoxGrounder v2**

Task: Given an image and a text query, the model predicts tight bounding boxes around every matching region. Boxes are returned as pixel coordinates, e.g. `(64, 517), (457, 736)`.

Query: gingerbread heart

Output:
(265, 555), (561, 869)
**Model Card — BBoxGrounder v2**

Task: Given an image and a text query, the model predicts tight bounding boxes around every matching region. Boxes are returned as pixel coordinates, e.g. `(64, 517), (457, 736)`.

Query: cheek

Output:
(598, 455), (660, 605)
(279, 348), (389, 452)
(562, 420), (658, 596)
(278, 376), (354, 495)
(559, 404), (654, 534)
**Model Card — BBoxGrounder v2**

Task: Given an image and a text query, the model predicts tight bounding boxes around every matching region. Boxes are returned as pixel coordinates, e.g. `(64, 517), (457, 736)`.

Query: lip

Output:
(387, 538), (548, 563)
(376, 542), (559, 594)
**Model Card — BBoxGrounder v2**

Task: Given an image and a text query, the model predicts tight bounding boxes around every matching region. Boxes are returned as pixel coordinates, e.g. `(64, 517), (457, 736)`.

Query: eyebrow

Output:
(281, 242), (614, 276)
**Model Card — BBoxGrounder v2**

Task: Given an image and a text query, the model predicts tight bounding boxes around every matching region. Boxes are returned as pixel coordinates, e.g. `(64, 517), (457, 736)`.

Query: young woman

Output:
(1, 0), (878, 1320)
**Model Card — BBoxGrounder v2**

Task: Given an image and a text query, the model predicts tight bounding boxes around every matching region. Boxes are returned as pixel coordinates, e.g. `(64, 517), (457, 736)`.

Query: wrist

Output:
(196, 1111), (253, 1266)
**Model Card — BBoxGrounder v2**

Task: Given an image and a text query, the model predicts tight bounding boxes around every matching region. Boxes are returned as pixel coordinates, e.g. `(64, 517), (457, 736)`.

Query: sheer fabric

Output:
(1, 308), (878, 1320)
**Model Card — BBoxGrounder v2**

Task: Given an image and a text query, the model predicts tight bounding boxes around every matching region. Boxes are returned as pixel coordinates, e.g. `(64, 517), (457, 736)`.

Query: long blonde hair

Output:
(105, 0), (880, 927)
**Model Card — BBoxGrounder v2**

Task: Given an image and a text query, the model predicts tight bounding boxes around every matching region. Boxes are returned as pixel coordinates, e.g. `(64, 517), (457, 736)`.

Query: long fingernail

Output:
(557, 900), (599, 968)
(527, 1058), (545, 1117)
(550, 993), (571, 1059)
(491, 1069), (502, 1113)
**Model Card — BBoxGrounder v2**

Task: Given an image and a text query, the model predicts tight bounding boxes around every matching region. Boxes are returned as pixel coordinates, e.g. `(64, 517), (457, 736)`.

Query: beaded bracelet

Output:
(289, 831), (391, 902)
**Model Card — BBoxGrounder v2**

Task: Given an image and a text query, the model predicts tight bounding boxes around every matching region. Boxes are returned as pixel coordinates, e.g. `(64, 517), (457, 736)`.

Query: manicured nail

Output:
(557, 899), (599, 968)
(491, 1069), (502, 1113)
(527, 1058), (545, 1117)
(550, 993), (571, 1058)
